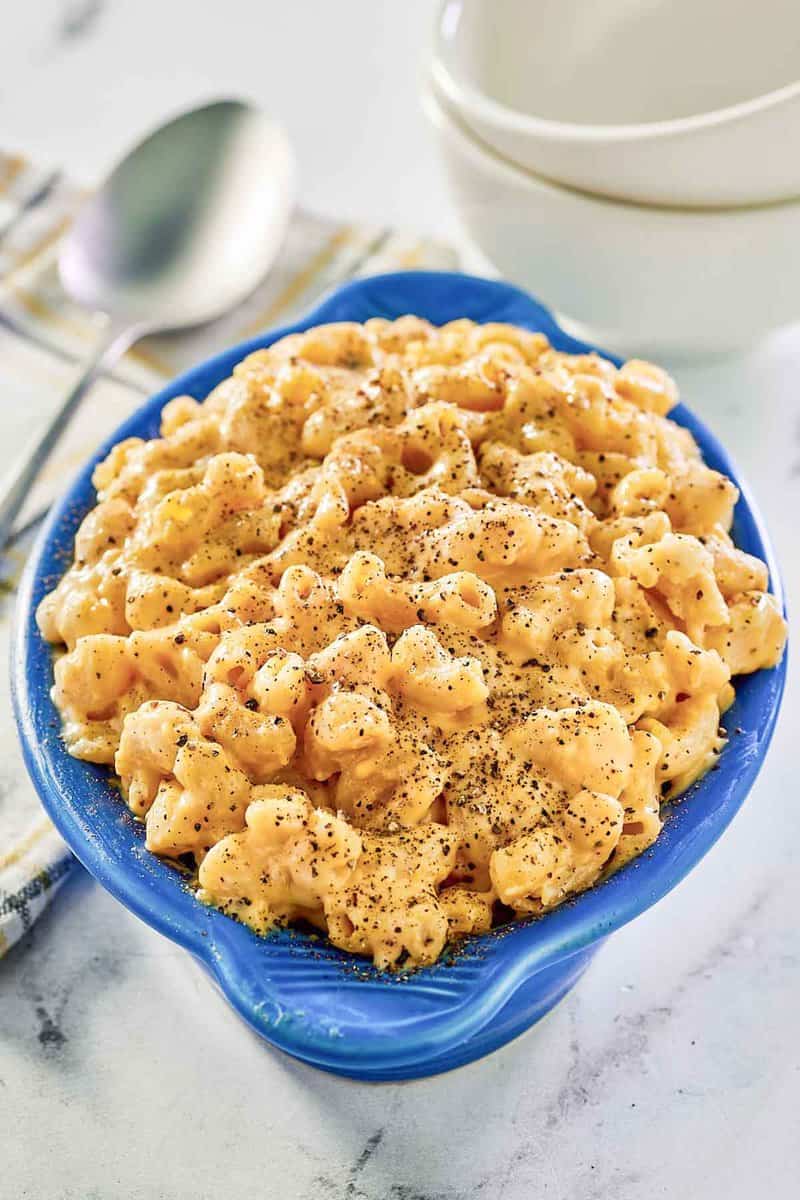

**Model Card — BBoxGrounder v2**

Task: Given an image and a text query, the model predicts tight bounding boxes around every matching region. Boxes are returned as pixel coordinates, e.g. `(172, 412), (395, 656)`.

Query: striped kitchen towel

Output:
(0, 147), (459, 956)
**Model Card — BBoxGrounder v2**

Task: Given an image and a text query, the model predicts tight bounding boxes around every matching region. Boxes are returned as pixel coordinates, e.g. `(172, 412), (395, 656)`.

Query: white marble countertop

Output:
(1, 4), (798, 1198)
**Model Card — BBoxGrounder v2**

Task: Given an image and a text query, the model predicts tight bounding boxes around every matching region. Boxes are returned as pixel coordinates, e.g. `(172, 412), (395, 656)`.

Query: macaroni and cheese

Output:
(38, 317), (787, 969)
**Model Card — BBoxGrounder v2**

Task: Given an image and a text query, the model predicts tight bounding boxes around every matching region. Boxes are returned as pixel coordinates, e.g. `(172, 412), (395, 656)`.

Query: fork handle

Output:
(0, 319), (139, 548)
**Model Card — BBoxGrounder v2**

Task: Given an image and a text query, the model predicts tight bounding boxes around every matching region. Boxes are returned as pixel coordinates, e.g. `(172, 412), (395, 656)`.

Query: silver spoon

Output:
(0, 98), (294, 545)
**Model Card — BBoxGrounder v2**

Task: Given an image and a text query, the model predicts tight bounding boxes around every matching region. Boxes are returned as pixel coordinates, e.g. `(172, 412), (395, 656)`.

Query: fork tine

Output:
(0, 168), (62, 248)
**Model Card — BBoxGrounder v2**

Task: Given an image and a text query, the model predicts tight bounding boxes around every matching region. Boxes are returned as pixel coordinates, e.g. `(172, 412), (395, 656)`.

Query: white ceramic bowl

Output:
(433, 0), (800, 208)
(425, 80), (800, 358)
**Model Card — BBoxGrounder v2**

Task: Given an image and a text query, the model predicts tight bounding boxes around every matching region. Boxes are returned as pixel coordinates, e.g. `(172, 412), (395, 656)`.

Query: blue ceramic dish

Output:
(12, 272), (787, 1081)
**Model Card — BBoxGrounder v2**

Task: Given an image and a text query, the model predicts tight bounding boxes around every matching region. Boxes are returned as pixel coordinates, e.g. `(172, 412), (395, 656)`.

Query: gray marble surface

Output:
(1, 3), (798, 1198)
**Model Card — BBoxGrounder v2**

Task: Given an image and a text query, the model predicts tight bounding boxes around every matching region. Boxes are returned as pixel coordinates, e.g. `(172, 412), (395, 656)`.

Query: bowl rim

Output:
(11, 270), (788, 1079)
(433, 0), (800, 146)
(425, 77), (800, 219)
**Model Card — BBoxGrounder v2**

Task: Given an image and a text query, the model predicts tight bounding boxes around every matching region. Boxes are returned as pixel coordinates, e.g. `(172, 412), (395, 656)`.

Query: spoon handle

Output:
(0, 320), (138, 548)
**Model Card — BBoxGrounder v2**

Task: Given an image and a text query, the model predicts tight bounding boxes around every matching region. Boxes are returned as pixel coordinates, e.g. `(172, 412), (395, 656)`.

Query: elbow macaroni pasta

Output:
(38, 318), (787, 969)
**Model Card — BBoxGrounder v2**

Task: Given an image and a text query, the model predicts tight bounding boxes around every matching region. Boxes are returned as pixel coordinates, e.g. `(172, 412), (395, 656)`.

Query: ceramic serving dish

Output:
(12, 271), (787, 1081)
(432, 0), (800, 207)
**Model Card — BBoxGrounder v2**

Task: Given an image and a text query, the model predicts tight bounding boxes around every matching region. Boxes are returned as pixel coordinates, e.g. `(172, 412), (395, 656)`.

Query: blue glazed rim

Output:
(12, 271), (787, 1081)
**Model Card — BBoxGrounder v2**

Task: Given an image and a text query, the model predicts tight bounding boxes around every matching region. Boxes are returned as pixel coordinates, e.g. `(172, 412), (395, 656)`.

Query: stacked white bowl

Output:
(426, 0), (800, 357)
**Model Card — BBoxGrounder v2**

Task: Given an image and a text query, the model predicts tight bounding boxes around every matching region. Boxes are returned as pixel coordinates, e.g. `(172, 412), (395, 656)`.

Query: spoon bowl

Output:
(59, 98), (294, 331)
